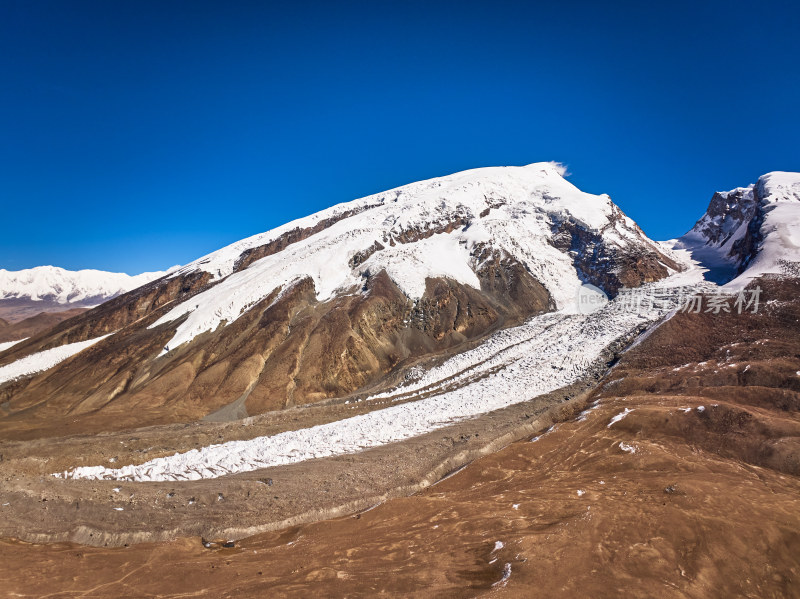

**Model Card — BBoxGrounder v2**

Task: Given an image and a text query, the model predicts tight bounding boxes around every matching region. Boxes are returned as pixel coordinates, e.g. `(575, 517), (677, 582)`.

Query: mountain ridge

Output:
(1, 165), (799, 599)
(0, 162), (678, 437)
(1, 165), (796, 440)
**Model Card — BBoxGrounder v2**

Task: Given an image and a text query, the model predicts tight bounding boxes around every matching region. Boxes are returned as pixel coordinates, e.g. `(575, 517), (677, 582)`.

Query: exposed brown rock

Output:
(0, 257), (552, 438)
(349, 240), (385, 267)
(233, 202), (385, 272)
(0, 271), (212, 366)
(386, 213), (471, 245)
(551, 207), (680, 295)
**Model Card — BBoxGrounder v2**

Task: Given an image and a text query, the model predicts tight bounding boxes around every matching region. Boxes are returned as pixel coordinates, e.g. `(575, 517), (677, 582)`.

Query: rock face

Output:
(676, 171), (800, 285)
(0, 163), (676, 436)
(551, 205), (680, 296)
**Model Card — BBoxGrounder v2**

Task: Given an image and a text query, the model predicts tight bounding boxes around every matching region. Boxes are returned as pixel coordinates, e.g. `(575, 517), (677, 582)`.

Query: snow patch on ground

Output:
(0, 335), (111, 385)
(607, 408), (633, 428)
(0, 338), (27, 354)
(493, 563), (512, 588)
(530, 424), (558, 443)
(576, 400), (601, 422)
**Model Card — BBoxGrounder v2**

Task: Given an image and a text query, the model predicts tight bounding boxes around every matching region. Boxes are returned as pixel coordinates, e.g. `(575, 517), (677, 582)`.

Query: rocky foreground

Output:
(2, 277), (798, 598)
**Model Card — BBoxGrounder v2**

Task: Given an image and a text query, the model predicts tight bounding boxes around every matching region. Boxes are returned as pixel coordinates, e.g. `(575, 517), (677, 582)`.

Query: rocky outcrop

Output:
(689, 187), (757, 247)
(233, 202), (385, 272)
(0, 271), (213, 367)
(552, 214), (679, 296)
(678, 171), (800, 285)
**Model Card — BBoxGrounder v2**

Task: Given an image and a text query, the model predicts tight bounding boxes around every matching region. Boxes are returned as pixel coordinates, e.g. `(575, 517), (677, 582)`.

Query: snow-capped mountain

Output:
(675, 171), (800, 286)
(0, 162), (678, 434)
(157, 162), (678, 352)
(0, 265), (167, 306)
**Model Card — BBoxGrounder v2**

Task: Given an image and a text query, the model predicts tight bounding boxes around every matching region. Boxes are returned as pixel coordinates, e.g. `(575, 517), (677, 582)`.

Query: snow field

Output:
(0, 335), (111, 385)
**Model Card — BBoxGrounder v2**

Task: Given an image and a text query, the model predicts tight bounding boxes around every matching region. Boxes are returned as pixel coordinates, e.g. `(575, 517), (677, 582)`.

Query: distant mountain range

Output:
(0, 266), (166, 341)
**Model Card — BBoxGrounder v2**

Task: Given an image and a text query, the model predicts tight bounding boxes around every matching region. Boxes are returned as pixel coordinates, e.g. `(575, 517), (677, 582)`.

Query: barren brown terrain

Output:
(1, 277), (798, 597)
(0, 298), (92, 325)
(0, 307), (86, 343)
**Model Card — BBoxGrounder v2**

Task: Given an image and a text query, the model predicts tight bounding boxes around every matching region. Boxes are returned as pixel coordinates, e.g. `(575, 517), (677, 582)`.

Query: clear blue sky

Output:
(2, 1), (798, 273)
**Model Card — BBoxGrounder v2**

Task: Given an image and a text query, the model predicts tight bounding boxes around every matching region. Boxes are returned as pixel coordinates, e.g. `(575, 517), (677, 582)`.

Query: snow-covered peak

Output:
(173, 163), (615, 281)
(674, 171), (800, 287)
(738, 171), (800, 286)
(756, 171), (800, 204)
(0, 266), (167, 305)
(152, 162), (668, 352)
(680, 186), (756, 247)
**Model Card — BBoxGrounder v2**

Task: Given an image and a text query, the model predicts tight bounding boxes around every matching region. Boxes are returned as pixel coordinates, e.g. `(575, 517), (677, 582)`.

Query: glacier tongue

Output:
(60, 278), (697, 483)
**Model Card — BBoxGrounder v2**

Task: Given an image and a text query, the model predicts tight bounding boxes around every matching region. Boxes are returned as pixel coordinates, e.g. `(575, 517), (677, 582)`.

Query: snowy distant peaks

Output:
(0, 265), (167, 305)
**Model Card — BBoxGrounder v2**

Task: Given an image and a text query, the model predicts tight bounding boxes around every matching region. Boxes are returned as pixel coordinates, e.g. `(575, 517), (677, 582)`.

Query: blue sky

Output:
(1, 1), (798, 273)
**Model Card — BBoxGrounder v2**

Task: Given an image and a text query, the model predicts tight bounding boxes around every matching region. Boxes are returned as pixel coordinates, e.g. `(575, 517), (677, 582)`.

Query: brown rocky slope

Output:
(0, 308), (87, 343)
(2, 276), (798, 598)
